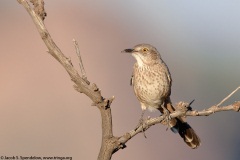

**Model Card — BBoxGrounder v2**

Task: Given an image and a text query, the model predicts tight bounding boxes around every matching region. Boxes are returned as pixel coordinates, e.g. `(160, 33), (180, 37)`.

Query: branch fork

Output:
(17, 1), (240, 160)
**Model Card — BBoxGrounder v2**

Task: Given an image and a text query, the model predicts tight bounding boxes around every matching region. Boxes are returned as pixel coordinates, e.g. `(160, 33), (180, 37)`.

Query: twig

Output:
(18, 1), (114, 160)
(17, 0), (102, 103)
(217, 86), (240, 106)
(73, 39), (89, 84)
(17, 1), (240, 159)
(117, 101), (240, 151)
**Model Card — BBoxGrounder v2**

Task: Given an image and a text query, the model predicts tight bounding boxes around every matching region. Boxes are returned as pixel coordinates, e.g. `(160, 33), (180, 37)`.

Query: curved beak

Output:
(121, 48), (134, 53)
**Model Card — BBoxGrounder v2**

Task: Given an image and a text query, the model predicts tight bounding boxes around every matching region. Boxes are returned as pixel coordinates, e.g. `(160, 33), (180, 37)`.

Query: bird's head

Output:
(122, 44), (161, 66)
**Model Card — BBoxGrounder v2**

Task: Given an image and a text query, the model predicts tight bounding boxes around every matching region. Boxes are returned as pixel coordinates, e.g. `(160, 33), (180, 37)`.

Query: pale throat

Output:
(132, 53), (144, 67)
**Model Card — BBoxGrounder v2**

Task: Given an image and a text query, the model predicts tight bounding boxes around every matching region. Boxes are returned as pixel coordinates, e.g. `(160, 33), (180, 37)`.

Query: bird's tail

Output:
(161, 98), (201, 149)
(171, 118), (201, 149)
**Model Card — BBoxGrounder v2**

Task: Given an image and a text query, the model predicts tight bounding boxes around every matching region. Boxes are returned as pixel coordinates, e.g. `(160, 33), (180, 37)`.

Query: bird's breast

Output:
(133, 63), (171, 108)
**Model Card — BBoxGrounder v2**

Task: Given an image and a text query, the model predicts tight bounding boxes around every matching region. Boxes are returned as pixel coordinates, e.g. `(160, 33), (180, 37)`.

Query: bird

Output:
(122, 43), (201, 149)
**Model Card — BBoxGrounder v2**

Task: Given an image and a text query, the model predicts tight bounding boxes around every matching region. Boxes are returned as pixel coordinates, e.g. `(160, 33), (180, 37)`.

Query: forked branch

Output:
(118, 100), (240, 148)
(17, 1), (240, 160)
(17, 1), (114, 160)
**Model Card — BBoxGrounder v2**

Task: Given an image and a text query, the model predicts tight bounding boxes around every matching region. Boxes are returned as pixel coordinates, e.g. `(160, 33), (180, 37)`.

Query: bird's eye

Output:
(142, 48), (149, 53)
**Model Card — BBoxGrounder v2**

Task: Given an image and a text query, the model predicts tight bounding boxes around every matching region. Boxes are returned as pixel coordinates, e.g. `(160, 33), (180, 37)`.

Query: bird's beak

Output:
(121, 48), (134, 53)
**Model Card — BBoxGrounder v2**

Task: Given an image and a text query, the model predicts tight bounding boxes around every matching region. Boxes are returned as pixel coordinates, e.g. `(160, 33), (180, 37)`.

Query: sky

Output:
(0, 1), (240, 160)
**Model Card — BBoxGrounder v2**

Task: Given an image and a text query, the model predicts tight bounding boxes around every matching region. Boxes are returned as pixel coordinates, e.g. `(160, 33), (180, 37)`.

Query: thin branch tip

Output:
(73, 39), (89, 84)
(18, 1), (240, 158)
(217, 86), (240, 106)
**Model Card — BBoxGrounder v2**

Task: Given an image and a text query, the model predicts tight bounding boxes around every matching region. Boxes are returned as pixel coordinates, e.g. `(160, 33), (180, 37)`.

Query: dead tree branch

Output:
(17, 1), (115, 160)
(217, 86), (240, 106)
(29, 0), (46, 20)
(73, 39), (89, 83)
(17, 1), (240, 160)
(118, 100), (240, 148)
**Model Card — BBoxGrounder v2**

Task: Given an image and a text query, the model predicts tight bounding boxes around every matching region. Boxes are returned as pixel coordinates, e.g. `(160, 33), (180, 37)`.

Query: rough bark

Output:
(17, 1), (240, 160)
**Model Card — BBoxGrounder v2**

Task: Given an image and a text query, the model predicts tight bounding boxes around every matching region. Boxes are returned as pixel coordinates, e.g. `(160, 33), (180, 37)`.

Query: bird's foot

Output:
(162, 107), (171, 131)
(135, 117), (148, 138)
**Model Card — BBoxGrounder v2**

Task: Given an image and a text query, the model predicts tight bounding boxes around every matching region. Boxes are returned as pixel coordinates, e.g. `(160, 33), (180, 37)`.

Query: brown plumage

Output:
(123, 44), (200, 149)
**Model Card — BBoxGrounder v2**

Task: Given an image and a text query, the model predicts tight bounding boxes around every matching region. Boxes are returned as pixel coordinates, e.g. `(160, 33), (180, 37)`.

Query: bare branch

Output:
(29, 0), (46, 20)
(17, 0), (102, 103)
(17, 1), (240, 160)
(17, 1), (116, 160)
(112, 99), (240, 156)
(117, 101), (240, 151)
(217, 86), (240, 106)
(73, 39), (89, 84)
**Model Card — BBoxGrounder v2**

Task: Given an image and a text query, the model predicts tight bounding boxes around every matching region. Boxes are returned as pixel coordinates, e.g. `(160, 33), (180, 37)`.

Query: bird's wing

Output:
(163, 62), (172, 86)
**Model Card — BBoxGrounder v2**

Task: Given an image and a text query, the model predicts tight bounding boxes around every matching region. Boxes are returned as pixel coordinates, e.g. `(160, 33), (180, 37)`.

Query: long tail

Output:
(172, 118), (201, 149)
(160, 98), (201, 149)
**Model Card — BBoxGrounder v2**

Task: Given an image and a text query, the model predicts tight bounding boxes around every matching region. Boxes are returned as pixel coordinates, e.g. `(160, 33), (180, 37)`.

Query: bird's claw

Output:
(162, 108), (171, 131)
(135, 117), (148, 138)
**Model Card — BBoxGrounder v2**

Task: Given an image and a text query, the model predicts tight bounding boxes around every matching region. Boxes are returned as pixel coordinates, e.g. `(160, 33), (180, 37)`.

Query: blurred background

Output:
(0, 0), (240, 159)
